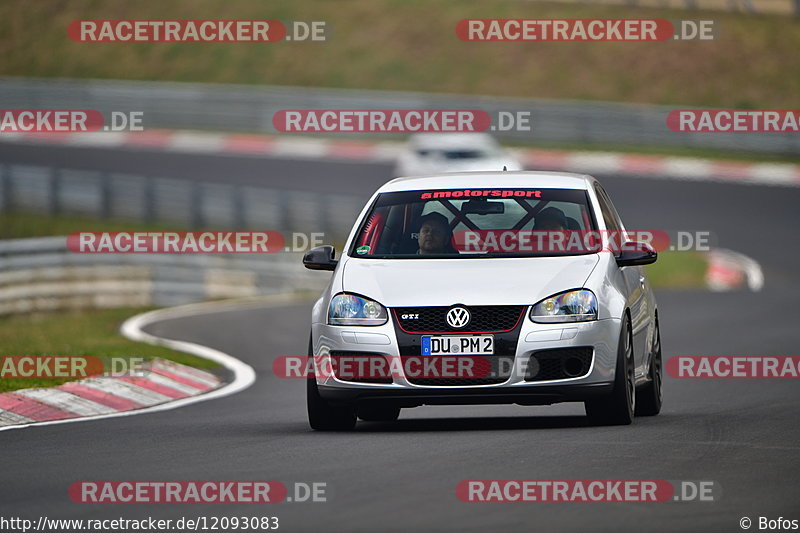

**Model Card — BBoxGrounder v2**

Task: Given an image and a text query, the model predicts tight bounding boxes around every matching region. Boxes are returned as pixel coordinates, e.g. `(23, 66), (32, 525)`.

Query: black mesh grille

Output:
(393, 306), (525, 334)
(329, 352), (393, 384)
(525, 347), (593, 382)
(406, 355), (514, 386)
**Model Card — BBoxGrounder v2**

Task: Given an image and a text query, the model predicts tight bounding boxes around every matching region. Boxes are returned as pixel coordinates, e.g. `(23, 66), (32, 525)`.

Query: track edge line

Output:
(0, 293), (306, 432)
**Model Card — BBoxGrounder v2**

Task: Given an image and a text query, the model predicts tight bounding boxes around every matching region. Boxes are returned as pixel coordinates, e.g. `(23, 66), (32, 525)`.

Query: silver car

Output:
(303, 171), (662, 430)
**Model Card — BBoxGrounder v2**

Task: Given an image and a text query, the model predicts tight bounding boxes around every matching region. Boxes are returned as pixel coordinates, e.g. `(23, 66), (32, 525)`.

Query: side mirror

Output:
(303, 245), (338, 271)
(616, 241), (657, 267)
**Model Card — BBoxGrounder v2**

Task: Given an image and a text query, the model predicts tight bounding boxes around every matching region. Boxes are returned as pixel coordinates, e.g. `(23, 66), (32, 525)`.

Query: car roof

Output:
(378, 171), (596, 193)
(408, 133), (498, 149)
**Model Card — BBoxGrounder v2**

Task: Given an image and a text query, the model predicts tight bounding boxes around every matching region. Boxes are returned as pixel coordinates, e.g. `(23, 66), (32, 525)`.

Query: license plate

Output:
(421, 335), (494, 356)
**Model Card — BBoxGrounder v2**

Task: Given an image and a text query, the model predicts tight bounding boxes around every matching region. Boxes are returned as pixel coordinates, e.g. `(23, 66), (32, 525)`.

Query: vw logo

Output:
(446, 307), (471, 329)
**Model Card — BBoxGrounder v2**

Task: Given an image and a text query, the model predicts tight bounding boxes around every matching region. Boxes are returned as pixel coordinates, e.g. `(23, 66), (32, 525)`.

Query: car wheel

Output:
(306, 336), (356, 431)
(635, 316), (662, 416)
(585, 315), (635, 426)
(358, 405), (401, 422)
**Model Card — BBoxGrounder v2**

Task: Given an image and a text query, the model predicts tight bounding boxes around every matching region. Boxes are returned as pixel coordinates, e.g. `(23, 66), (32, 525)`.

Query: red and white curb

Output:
(705, 248), (765, 292)
(0, 359), (220, 428)
(0, 298), (273, 432)
(2, 129), (799, 187)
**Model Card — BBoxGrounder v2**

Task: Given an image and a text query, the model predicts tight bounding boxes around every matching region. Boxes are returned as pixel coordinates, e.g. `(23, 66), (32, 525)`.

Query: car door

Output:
(594, 184), (650, 375)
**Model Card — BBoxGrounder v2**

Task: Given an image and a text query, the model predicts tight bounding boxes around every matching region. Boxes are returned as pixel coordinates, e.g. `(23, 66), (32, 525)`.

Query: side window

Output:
(594, 184), (623, 231)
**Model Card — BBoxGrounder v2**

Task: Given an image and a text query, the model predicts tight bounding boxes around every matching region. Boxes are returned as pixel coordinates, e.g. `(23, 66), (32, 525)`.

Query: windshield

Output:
(350, 188), (598, 259)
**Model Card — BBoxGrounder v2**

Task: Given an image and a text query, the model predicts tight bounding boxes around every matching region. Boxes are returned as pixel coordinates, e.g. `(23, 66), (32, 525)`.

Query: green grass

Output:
(646, 251), (708, 289)
(0, 212), (185, 240)
(0, 0), (798, 109)
(510, 141), (800, 164)
(0, 307), (219, 393)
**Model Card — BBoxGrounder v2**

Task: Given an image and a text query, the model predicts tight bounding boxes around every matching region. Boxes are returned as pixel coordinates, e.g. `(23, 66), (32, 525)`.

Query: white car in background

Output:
(394, 133), (522, 176)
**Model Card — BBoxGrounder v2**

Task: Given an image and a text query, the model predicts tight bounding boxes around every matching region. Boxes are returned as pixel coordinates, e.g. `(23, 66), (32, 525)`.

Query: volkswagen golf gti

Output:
(303, 171), (662, 430)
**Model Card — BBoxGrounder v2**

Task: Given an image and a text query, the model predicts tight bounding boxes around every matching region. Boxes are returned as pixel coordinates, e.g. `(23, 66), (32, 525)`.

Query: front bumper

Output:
(311, 315), (621, 407)
(319, 381), (613, 407)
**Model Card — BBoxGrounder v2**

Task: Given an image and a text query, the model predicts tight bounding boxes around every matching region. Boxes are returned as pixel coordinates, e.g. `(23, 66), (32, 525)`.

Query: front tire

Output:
(585, 315), (635, 426)
(635, 316), (662, 416)
(306, 336), (356, 431)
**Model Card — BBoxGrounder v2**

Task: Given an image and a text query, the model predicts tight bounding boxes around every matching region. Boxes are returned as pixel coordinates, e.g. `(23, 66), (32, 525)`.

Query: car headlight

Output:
(328, 293), (388, 326)
(530, 289), (597, 323)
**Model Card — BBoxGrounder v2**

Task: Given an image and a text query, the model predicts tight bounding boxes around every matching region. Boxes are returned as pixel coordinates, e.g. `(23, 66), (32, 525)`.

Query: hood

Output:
(341, 254), (600, 307)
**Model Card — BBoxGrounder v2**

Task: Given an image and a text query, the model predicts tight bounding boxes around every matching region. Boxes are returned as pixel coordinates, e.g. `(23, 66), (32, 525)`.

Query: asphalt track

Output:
(1, 144), (799, 532)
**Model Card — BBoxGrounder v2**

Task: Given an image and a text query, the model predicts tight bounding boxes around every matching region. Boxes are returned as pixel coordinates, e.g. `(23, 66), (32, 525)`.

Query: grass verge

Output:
(0, 212), (183, 240)
(646, 251), (708, 289)
(0, 307), (219, 394)
(511, 141), (800, 164)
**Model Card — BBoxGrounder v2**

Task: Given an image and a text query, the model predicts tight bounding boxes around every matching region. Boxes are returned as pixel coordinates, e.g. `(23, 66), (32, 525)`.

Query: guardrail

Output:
(1, 77), (797, 155)
(0, 163), (364, 243)
(0, 162), (362, 315)
(0, 236), (328, 315)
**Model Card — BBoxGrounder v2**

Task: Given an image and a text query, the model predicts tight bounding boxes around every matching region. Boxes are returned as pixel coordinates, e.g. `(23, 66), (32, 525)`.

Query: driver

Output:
(533, 207), (569, 231)
(417, 212), (457, 255)
(533, 207), (574, 253)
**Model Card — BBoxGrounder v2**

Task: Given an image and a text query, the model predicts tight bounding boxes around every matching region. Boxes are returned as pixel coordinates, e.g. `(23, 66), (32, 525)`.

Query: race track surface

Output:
(2, 146), (799, 532)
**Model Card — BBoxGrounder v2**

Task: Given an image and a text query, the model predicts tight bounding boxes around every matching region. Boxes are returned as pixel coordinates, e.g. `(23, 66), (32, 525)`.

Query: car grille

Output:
(393, 305), (525, 334)
(524, 347), (593, 381)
